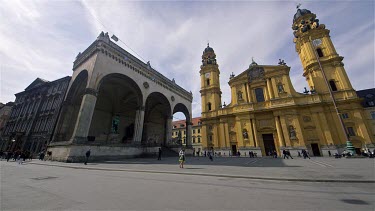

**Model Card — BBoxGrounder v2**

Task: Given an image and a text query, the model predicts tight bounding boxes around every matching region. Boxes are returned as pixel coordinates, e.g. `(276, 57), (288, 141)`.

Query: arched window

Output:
(207, 102), (212, 111)
(206, 79), (210, 86)
(329, 80), (338, 91)
(316, 48), (324, 57)
(255, 88), (265, 102)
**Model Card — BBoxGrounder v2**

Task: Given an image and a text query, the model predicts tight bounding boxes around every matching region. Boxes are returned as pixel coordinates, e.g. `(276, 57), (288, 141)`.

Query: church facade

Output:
(199, 8), (375, 157)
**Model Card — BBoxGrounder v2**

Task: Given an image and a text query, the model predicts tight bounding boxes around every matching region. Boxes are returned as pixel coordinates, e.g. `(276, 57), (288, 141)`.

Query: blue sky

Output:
(0, 0), (374, 119)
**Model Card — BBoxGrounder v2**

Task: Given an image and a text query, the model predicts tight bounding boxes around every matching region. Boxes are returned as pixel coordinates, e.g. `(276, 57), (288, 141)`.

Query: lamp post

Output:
(310, 37), (355, 155)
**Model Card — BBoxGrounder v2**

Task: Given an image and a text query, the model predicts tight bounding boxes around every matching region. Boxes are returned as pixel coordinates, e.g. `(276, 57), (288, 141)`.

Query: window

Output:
(341, 113), (349, 119)
(329, 80), (337, 91)
(347, 127), (356, 136)
(184, 131), (186, 135)
(193, 138), (196, 143)
(316, 48), (324, 57)
(198, 122), (202, 125)
(193, 130), (196, 134)
(198, 138), (201, 143)
(208, 102), (212, 111)
(368, 101), (374, 106)
(198, 129), (200, 133)
(173, 125), (177, 129)
(255, 88), (265, 102)
(371, 112), (375, 119)
(180, 124), (185, 128)
(206, 79), (210, 86)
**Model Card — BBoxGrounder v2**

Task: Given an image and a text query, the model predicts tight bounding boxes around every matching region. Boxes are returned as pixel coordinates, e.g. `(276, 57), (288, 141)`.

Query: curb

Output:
(27, 162), (375, 184)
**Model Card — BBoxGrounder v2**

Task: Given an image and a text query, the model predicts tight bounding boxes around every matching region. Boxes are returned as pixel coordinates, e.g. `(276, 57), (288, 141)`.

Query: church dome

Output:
(204, 44), (214, 53)
(293, 8), (312, 23)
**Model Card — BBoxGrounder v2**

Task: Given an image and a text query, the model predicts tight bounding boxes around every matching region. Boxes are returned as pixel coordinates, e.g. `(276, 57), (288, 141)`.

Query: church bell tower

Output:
(292, 6), (354, 95)
(200, 44), (222, 113)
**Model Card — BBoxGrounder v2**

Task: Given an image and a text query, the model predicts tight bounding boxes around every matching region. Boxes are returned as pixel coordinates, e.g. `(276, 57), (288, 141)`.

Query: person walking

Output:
(157, 148), (162, 160)
(84, 149), (91, 165)
(287, 150), (293, 159)
(283, 150), (288, 159)
(179, 149), (185, 168)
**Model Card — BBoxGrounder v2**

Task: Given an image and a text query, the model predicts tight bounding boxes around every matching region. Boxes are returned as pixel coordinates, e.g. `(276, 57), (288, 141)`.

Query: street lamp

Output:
(310, 37), (355, 155)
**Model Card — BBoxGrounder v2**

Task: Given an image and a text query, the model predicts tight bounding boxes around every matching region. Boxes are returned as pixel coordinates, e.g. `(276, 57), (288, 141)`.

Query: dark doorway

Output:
(262, 134), (276, 156)
(231, 145), (237, 156)
(311, 143), (321, 156)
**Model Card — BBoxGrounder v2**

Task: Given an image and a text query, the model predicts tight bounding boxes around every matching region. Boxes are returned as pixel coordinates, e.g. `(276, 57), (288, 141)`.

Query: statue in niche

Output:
(112, 115), (120, 134)
(277, 84), (284, 93)
(237, 91), (243, 100)
(289, 125), (296, 139)
(242, 129), (249, 139)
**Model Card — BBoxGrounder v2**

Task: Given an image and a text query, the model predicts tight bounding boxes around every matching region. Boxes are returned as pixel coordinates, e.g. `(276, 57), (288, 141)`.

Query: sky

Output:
(0, 0), (374, 120)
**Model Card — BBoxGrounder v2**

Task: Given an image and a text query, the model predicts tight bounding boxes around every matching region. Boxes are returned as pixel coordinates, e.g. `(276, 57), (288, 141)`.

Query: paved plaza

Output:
(1, 156), (374, 210)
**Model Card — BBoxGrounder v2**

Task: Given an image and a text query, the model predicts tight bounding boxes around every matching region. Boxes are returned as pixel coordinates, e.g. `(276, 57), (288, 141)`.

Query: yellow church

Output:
(199, 7), (375, 157)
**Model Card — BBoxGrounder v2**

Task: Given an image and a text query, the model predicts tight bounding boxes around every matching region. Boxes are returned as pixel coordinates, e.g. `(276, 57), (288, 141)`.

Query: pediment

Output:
(25, 78), (49, 91)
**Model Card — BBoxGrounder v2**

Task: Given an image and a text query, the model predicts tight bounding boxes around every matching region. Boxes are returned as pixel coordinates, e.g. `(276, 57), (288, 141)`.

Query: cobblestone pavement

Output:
(1, 159), (374, 210)
(26, 156), (375, 182)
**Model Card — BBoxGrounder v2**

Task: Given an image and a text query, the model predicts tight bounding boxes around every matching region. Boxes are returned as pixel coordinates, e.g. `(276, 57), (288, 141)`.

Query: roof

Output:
(356, 88), (375, 108)
(24, 78), (49, 91)
(172, 117), (201, 128)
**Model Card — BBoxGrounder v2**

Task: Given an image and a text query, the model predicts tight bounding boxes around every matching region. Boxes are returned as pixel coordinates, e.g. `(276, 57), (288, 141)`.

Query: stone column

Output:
(251, 119), (259, 147)
(70, 88), (97, 143)
(275, 116), (285, 147)
(280, 116), (292, 147)
(133, 106), (145, 144)
(267, 78), (275, 99)
(247, 84), (253, 103)
(186, 121), (192, 147)
(219, 122), (226, 148)
(165, 115), (173, 146)
(264, 87), (270, 101)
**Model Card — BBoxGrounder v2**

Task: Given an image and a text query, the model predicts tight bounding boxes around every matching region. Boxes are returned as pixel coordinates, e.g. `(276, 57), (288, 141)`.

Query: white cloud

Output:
(0, 1), (373, 120)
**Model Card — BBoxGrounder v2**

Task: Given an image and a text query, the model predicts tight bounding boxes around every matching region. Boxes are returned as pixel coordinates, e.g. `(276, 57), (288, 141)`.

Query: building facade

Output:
(199, 8), (375, 157)
(48, 32), (192, 162)
(0, 102), (14, 148)
(356, 88), (375, 153)
(172, 117), (202, 153)
(1, 76), (71, 153)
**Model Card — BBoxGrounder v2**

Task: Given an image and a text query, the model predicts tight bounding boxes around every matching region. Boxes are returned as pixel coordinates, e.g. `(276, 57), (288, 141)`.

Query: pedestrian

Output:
(328, 150), (331, 157)
(157, 148), (162, 160)
(17, 153), (22, 164)
(204, 151), (207, 157)
(283, 150), (288, 159)
(179, 149), (185, 168)
(84, 149), (91, 165)
(287, 150), (293, 159)
(209, 151), (213, 161)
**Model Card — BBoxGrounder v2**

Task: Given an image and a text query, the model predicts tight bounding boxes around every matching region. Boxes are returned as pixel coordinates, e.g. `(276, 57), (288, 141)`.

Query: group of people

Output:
(0, 150), (33, 164)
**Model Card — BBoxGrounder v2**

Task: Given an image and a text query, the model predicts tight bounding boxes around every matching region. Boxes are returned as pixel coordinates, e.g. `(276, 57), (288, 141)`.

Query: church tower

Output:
(200, 44), (222, 113)
(292, 7), (355, 96)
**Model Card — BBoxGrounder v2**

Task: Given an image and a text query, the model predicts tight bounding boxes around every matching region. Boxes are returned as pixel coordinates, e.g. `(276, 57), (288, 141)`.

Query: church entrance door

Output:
(262, 134), (276, 156)
(231, 145), (237, 156)
(311, 143), (321, 156)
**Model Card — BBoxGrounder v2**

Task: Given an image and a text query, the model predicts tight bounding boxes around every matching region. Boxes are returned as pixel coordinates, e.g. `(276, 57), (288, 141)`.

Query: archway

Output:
(53, 70), (88, 142)
(172, 103), (191, 147)
(143, 92), (171, 146)
(88, 74), (143, 144)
